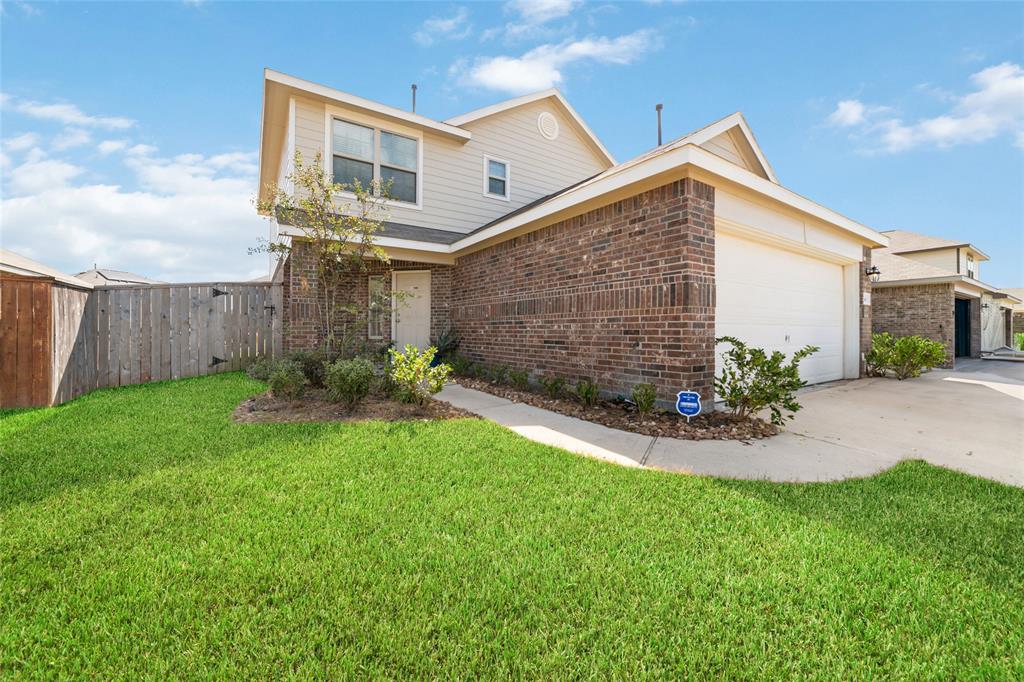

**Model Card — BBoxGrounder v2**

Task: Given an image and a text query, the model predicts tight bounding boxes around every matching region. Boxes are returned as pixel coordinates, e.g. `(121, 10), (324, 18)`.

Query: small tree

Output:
(714, 336), (818, 426)
(255, 151), (393, 355)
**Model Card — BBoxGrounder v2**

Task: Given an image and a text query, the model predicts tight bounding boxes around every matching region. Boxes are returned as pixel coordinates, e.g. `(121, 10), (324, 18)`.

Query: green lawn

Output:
(2, 374), (1021, 678)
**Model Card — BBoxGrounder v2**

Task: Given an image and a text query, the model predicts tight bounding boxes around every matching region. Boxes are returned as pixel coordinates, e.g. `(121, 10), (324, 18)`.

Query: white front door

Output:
(393, 271), (431, 350)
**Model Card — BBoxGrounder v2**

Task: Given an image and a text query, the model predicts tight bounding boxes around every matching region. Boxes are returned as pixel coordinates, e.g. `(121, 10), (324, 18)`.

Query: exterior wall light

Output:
(865, 265), (881, 283)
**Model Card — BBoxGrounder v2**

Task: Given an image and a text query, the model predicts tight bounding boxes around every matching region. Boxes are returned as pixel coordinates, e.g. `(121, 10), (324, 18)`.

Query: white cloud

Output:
(2, 148), (268, 281)
(52, 128), (92, 150)
(126, 143), (158, 156)
(2, 132), (40, 152)
(414, 7), (472, 46)
(456, 29), (659, 94)
(2, 93), (135, 129)
(8, 158), (84, 195)
(507, 0), (580, 25)
(828, 62), (1024, 153)
(97, 139), (129, 155)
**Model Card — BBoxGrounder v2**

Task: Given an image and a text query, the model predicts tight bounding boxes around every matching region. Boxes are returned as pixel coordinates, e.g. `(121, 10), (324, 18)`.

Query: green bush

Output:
(864, 332), (895, 377)
(889, 335), (947, 380)
(433, 327), (460, 362)
(388, 345), (451, 405)
(325, 357), (375, 409)
(1015, 332), (1024, 351)
(245, 357), (274, 382)
(287, 348), (332, 388)
(539, 375), (566, 399)
(714, 336), (818, 426)
(575, 378), (599, 407)
(631, 383), (657, 416)
(449, 355), (474, 377)
(268, 359), (307, 400)
(486, 364), (509, 385)
(865, 332), (946, 379)
(509, 369), (530, 391)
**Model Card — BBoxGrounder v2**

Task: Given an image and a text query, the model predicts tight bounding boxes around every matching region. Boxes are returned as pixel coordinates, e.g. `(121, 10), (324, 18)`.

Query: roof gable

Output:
(445, 89), (616, 167)
(880, 229), (990, 260)
(674, 112), (778, 183)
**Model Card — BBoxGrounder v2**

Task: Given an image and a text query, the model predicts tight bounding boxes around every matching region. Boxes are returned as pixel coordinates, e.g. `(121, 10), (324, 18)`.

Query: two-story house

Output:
(257, 69), (887, 402)
(871, 230), (1019, 366)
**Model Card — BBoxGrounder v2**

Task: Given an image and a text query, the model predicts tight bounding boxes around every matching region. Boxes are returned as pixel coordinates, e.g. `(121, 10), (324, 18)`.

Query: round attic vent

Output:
(537, 111), (559, 140)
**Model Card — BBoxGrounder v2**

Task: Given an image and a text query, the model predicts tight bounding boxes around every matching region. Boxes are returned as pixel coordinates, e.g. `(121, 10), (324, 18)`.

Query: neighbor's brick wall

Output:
(860, 246), (873, 375)
(282, 240), (452, 352)
(872, 283), (955, 368)
(451, 178), (716, 402)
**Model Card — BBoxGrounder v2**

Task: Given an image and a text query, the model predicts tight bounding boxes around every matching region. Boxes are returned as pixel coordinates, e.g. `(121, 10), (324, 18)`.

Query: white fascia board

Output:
(265, 69), (471, 142)
(446, 88), (616, 166)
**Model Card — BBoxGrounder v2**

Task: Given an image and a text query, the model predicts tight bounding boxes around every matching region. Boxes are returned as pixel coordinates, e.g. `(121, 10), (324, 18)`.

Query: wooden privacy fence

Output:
(2, 279), (282, 409)
(1, 274), (53, 408)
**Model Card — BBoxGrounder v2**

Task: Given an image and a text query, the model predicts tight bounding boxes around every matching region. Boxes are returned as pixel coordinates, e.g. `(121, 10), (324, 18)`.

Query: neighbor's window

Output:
(484, 157), (509, 200)
(331, 117), (419, 204)
(966, 254), (976, 278)
(368, 276), (386, 339)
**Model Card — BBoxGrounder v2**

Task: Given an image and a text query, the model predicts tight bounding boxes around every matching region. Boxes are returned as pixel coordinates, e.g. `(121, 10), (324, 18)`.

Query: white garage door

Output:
(716, 233), (845, 385)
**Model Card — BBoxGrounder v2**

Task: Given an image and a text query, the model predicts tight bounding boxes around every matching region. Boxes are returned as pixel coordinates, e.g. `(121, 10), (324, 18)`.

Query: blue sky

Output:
(2, 0), (1022, 285)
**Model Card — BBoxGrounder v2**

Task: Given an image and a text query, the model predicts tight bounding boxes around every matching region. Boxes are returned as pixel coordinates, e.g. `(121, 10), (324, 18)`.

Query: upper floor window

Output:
(331, 118), (419, 205)
(966, 254), (975, 278)
(484, 156), (510, 200)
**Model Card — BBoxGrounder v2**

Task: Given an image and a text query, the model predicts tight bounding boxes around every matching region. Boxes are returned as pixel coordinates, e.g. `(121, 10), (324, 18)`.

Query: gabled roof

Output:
(0, 249), (93, 289)
(871, 249), (1010, 297)
(444, 88), (616, 166)
(669, 112), (778, 184)
(880, 229), (990, 260)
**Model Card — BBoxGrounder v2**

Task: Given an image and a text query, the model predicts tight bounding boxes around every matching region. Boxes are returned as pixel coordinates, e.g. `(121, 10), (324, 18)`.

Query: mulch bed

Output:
(454, 376), (779, 441)
(233, 389), (477, 424)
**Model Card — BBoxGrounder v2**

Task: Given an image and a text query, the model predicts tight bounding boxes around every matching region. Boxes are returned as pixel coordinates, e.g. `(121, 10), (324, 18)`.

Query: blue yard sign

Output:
(675, 391), (702, 421)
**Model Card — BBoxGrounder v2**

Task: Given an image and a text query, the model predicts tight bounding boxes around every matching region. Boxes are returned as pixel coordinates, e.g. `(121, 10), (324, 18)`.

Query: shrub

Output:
(631, 383), (657, 416)
(245, 357), (274, 382)
(889, 335), (947, 380)
(287, 349), (332, 388)
(487, 364), (509, 385)
(433, 327), (460, 362)
(325, 357), (375, 409)
(1015, 332), (1024, 351)
(539, 375), (566, 399)
(388, 345), (451, 405)
(268, 359), (307, 400)
(714, 336), (818, 426)
(575, 378), (599, 407)
(449, 355), (474, 377)
(864, 332), (895, 377)
(509, 369), (530, 391)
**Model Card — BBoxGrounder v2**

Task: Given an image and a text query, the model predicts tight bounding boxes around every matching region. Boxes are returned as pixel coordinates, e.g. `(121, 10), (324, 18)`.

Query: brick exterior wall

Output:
(968, 297), (981, 358)
(282, 240), (452, 352)
(860, 246), (873, 375)
(872, 283), (955, 368)
(450, 178), (716, 402)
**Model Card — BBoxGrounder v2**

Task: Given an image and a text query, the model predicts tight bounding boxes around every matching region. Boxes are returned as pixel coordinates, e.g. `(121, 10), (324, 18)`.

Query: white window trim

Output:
(367, 275), (386, 340)
(323, 105), (423, 210)
(482, 155), (511, 201)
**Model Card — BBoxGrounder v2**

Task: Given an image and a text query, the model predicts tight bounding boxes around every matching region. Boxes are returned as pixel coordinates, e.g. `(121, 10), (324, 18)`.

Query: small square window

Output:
(484, 157), (510, 199)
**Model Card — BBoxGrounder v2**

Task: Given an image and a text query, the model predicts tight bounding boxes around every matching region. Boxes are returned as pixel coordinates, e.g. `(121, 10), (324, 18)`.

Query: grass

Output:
(1, 373), (1022, 678)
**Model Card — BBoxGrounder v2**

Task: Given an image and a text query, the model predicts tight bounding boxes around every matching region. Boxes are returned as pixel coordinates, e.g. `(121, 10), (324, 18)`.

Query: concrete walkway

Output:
(437, 361), (1023, 486)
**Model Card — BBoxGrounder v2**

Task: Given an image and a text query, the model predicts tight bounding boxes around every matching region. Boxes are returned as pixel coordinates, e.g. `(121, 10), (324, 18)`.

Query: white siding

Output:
(701, 131), (746, 168)
(902, 248), (958, 274)
(284, 97), (608, 233)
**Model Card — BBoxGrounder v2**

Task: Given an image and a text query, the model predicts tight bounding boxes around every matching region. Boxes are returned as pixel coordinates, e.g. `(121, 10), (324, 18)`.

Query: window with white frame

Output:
(367, 275), (386, 339)
(331, 118), (419, 204)
(966, 254), (976, 279)
(484, 156), (509, 200)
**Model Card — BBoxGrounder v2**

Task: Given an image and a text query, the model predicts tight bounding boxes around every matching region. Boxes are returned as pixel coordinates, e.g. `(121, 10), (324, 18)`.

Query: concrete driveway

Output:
(438, 360), (1023, 486)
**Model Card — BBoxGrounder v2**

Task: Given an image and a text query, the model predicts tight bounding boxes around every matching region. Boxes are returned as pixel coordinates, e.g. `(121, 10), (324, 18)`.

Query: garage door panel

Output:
(716, 233), (845, 386)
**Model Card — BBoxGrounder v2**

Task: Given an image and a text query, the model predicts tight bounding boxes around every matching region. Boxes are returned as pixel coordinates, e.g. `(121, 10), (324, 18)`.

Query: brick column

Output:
(859, 246), (872, 376)
(969, 297), (982, 358)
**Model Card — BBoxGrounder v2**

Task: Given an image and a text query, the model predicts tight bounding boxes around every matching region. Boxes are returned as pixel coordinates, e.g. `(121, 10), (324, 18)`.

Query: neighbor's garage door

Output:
(716, 233), (845, 385)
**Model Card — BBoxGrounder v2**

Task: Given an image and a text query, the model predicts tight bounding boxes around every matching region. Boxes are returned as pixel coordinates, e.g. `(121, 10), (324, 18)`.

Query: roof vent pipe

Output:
(411, 84), (417, 113)
(656, 103), (663, 146)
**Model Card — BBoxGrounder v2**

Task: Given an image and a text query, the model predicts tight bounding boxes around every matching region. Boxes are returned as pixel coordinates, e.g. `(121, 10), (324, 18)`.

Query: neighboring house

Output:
(75, 267), (163, 286)
(871, 230), (1020, 366)
(1003, 288), (1024, 346)
(257, 69), (887, 401)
